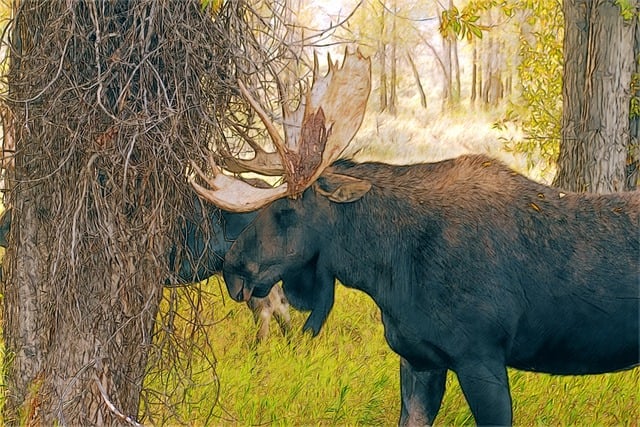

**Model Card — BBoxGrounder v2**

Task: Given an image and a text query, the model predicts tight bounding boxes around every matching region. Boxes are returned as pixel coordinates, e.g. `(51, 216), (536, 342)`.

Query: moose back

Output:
(219, 155), (639, 425)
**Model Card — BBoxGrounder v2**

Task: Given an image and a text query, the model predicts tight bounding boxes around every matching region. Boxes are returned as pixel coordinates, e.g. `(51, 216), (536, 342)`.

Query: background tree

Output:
(341, 0), (435, 113)
(439, 1), (462, 108)
(389, 0), (399, 114)
(501, 0), (564, 172)
(555, 0), (637, 192)
(438, 1), (517, 109)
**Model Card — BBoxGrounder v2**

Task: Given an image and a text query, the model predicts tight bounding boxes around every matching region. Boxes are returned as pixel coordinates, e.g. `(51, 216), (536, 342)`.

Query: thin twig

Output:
(93, 374), (144, 427)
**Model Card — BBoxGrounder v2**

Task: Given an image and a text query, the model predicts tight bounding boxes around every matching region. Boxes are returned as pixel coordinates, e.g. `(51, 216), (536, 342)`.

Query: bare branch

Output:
(238, 80), (287, 157)
(93, 374), (144, 427)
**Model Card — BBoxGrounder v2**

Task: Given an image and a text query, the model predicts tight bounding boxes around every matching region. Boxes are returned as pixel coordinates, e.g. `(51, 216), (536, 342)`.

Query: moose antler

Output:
(191, 49), (371, 212)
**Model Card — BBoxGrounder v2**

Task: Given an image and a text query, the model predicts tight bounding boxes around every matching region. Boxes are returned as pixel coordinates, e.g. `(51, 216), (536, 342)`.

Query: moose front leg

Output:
(399, 358), (447, 426)
(455, 361), (512, 425)
(302, 267), (335, 336)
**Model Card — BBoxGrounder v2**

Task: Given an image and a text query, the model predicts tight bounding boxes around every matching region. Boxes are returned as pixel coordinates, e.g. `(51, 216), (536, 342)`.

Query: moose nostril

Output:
(245, 261), (260, 275)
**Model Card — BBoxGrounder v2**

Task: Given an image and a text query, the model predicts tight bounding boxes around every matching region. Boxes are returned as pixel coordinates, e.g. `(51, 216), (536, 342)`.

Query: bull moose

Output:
(191, 51), (640, 425)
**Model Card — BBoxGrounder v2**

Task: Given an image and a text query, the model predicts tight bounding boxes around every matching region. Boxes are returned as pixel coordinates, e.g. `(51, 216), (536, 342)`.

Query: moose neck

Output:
(324, 185), (434, 311)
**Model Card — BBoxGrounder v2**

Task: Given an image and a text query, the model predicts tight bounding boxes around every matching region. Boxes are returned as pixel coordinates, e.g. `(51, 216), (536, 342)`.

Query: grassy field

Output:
(144, 280), (639, 426)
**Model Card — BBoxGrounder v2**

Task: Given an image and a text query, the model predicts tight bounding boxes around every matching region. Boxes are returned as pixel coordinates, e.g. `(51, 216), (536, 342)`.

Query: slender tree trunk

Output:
(389, 0), (398, 115)
(378, 4), (387, 113)
(441, 34), (452, 109)
(407, 53), (427, 109)
(503, 41), (512, 97)
(420, 35), (449, 109)
(471, 41), (478, 103)
(452, 36), (461, 104)
(555, 0), (635, 192)
(627, 17), (639, 190)
(484, 38), (503, 103)
(379, 42), (388, 112)
(477, 61), (483, 104)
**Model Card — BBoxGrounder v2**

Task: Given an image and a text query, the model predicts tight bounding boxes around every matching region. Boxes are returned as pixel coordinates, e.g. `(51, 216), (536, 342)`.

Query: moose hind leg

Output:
(247, 296), (272, 342)
(455, 361), (512, 425)
(399, 358), (446, 426)
(270, 284), (291, 336)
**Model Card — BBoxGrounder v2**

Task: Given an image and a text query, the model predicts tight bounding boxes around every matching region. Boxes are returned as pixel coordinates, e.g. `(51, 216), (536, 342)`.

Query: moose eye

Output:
(275, 208), (297, 228)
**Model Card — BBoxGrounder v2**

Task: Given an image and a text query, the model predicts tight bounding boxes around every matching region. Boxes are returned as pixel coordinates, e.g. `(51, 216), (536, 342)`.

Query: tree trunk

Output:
(389, 0), (398, 116)
(471, 41), (478, 103)
(441, 34), (452, 109)
(482, 35), (503, 105)
(378, 2), (387, 113)
(407, 53), (427, 109)
(452, 36), (461, 104)
(2, 1), (218, 424)
(627, 17), (639, 190)
(477, 61), (483, 104)
(4, 197), (162, 425)
(555, 0), (636, 192)
(379, 41), (388, 113)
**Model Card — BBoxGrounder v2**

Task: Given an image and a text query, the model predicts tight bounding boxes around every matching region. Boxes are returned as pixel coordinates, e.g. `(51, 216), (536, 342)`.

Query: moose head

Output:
(191, 49), (371, 211)
(190, 50), (371, 305)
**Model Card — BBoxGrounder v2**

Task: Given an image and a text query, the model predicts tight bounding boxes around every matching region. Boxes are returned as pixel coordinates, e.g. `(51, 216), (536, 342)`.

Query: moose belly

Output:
(507, 303), (639, 375)
(379, 298), (639, 376)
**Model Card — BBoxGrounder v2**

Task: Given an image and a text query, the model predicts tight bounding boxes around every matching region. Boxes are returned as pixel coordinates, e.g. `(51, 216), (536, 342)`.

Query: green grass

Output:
(145, 280), (640, 426)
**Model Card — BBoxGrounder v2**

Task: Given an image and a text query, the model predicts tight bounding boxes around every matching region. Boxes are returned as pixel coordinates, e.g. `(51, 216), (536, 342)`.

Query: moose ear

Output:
(315, 173), (372, 203)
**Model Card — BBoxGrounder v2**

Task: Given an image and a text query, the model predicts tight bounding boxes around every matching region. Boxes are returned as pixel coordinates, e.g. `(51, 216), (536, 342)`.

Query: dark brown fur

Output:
(223, 154), (639, 425)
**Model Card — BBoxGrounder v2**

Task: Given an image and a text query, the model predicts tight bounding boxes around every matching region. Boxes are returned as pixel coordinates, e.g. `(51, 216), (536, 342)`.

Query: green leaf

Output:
(469, 23), (483, 39)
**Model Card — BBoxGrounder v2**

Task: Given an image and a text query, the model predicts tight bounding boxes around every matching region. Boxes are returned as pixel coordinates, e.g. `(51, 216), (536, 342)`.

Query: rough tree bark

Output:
(555, 0), (636, 192)
(628, 16), (639, 190)
(1, 1), (221, 424)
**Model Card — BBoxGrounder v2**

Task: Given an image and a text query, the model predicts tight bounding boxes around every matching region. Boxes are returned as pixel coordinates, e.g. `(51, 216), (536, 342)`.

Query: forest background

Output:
(0, 0), (638, 425)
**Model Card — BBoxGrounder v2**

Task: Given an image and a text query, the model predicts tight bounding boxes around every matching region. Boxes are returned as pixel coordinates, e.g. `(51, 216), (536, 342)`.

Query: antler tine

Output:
(190, 154), (288, 212)
(312, 51), (320, 84)
(326, 51), (338, 73)
(222, 153), (284, 176)
(237, 80), (288, 161)
(221, 124), (284, 176)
